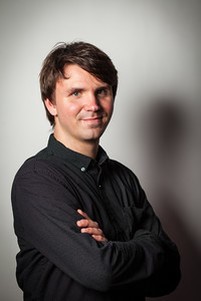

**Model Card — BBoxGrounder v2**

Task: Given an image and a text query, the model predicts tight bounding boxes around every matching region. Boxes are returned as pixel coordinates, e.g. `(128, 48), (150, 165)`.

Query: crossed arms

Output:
(12, 159), (181, 296)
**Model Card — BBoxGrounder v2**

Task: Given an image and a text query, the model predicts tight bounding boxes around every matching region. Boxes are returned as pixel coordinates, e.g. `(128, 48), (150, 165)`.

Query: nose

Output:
(84, 93), (100, 111)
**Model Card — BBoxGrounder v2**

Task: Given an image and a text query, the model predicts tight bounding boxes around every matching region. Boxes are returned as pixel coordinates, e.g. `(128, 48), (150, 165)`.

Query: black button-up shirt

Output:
(11, 134), (181, 300)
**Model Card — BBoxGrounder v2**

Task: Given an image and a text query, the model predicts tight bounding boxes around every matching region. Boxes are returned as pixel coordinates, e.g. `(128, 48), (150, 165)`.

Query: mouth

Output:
(83, 116), (102, 121)
(81, 115), (104, 127)
(82, 114), (104, 121)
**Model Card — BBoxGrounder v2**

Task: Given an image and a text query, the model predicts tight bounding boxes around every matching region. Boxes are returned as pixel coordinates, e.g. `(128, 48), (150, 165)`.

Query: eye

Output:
(71, 89), (82, 97)
(96, 87), (110, 97)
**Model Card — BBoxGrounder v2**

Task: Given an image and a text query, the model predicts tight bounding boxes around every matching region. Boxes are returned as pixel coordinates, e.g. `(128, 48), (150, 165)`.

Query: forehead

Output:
(60, 64), (106, 87)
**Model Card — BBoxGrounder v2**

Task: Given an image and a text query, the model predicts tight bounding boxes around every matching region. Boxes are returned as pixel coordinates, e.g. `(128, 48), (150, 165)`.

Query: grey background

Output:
(1, 0), (201, 300)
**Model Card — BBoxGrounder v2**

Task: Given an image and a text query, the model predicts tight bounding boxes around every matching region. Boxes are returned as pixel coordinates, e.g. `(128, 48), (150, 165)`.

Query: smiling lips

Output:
(81, 114), (104, 121)
(81, 115), (105, 127)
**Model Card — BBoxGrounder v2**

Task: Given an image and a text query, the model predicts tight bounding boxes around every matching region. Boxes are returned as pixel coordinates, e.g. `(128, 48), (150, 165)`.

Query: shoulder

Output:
(107, 158), (136, 177)
(108, 158), (131, 170)
(13, 147), (63, 183)
(107, 158), (141, 187)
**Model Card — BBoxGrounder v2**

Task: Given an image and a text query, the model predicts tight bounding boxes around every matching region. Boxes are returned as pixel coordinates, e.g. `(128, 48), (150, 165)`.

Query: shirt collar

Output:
(47, 134), (109, 171)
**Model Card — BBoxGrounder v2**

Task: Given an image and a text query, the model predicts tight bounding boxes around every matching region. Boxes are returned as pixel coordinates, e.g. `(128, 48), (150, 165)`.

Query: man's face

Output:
(45, 64), (114, 150)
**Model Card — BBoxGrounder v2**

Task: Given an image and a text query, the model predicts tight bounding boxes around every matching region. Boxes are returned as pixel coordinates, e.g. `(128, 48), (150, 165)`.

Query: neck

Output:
(53, 132), (99, 159)
(71, 141), (99, 159)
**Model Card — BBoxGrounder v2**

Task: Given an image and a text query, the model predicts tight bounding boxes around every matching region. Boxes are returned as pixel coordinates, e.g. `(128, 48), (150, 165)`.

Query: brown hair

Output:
(39, 41), (118, 126)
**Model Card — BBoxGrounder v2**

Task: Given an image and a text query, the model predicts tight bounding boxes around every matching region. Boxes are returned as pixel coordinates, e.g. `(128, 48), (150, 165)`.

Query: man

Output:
(11, 41), (181, 301)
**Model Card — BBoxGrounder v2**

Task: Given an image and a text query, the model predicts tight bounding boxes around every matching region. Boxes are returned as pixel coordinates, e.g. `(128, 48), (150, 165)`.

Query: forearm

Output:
(92, 230), (180, 295)
(77, 214), (181, 295)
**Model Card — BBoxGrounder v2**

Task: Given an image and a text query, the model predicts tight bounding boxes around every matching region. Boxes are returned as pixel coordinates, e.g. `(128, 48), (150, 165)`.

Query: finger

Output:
(77, 211), (100, 229)
(77, 209), (90, 220)
(92, 235), (108, 242)
(77, 218), (99, 228)
(81, 227), (103, 235)
(76, 219), (89, 227)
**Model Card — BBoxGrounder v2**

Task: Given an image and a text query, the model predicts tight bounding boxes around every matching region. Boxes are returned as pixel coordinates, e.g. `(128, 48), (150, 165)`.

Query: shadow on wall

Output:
(149, 193), (201, 301)
(138, 96), (201, 301)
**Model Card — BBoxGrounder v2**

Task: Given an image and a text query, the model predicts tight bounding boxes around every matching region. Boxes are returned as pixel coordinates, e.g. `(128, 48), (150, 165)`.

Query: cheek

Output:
(58, 102), (81, 118)
(104, 100), (114, 115)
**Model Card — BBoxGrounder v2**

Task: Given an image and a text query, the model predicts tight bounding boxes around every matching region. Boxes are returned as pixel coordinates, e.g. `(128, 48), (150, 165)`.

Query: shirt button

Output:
(98, 184), (102, 188)
(81, 167), (86, 172)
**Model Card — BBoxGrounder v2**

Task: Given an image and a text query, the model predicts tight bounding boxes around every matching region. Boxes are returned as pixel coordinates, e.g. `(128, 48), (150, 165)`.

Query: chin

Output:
(84, 135), (101, 142)
(83, 134), (102, 143)
(83, 128), (105, 140)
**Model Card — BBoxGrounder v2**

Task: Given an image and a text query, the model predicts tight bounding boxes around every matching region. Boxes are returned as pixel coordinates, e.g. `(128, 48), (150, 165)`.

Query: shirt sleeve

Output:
(106, 170), (181, 296)
(12, 159), (112, 292)
(12, 158), (181, 295)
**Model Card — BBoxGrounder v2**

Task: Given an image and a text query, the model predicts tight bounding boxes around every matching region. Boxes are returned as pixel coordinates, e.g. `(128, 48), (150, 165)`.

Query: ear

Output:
(44, 99), (57, 116)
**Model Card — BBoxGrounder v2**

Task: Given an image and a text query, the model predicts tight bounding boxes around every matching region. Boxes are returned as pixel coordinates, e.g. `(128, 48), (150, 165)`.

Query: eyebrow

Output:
(96, 84), (111, 89)
(67, 87), (84, 94)
(67, 84), (111, 93)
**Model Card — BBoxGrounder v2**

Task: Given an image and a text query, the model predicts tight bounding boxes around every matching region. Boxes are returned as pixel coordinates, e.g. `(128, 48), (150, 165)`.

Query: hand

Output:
(76, 209), (108, 242)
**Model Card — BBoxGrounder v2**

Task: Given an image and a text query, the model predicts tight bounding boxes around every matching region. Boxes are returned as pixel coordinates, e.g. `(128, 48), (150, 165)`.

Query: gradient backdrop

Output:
(1, 0), (201, 300)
